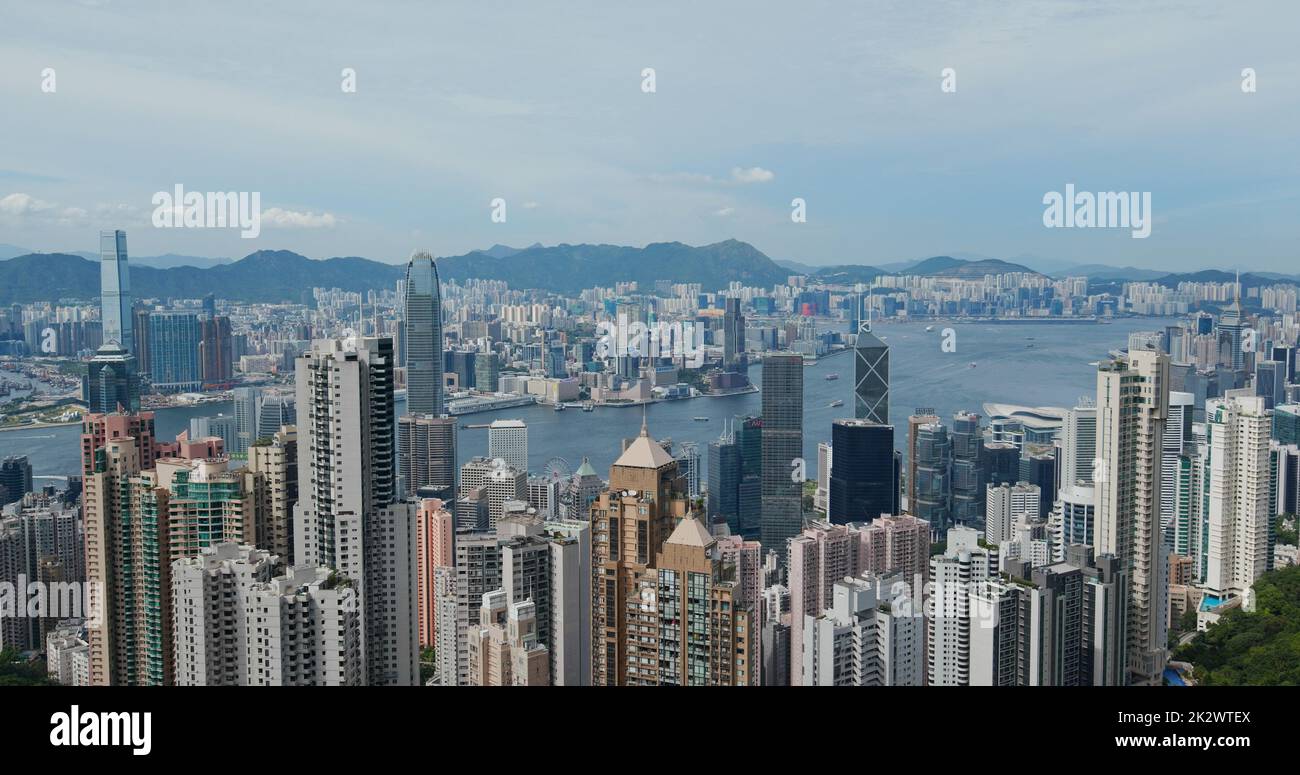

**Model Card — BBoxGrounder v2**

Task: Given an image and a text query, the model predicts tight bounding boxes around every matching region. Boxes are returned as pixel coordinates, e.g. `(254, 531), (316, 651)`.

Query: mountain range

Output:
(0, 240), (1294, 304)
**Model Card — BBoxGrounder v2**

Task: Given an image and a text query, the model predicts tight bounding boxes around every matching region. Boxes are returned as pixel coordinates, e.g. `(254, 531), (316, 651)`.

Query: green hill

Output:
(1175, 564), (1300, 685)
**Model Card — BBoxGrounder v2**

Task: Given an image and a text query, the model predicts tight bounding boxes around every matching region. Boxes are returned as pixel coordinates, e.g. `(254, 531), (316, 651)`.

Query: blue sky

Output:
(1, 0), (1298, 270)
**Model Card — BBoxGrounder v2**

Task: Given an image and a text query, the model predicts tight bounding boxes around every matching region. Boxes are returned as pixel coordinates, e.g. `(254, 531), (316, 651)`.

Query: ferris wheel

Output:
(543, 457), (572, 480)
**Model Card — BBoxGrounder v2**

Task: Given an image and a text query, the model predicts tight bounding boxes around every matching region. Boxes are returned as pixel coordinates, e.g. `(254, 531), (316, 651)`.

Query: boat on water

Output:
(582, 401), (594, 412)
(824, 373), (839, 381)
(925, 325), (935, 332)
(969, 362), (978, 368)
(828, 399), (844, 408)
(554, 403), (565, 412)
(693, 416), (710, 422)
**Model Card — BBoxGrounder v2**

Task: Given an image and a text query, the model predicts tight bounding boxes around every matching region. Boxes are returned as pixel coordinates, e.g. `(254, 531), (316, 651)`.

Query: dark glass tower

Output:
(707, 430), (741, 533)
(912, 421), (952, 529)
(827, 419), (898, 524)
(83, 341), (140, 414)
(950, 411), (985, 524)
(403, 251), (444, 416)
(760, 354), (803, 557)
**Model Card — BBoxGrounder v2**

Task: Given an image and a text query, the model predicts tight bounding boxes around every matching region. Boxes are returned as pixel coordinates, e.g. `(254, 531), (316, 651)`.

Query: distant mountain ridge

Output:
(0, 239), (791, 303)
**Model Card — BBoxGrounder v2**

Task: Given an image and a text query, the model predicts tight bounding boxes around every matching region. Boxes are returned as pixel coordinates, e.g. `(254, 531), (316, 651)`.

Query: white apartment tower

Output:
(488, 419), (528, 472)
(1202, 393), (1272, 600)
(293, 337), (418, 686)
(1094, 349), (1169, 685)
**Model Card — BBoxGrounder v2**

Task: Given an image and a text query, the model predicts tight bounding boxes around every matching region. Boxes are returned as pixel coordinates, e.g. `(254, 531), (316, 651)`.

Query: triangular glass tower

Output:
(853, 298), (889, 424)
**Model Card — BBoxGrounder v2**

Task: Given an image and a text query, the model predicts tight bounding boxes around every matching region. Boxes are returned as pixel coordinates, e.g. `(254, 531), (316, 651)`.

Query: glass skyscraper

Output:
(100, 230), (133, 353)
(148, 311), (202, 393)
(827, 419), (898, 524)
(760, 354), (803, 557)
(403, 251), (444, 416)
(853, 313), (889, 425)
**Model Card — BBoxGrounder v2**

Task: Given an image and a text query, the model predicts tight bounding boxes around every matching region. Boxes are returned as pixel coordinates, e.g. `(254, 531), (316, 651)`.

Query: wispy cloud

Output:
(731, 166), (774, 184)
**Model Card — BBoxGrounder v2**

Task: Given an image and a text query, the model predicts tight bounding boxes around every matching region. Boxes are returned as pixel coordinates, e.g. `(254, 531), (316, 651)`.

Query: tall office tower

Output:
(814, 441), (832, 514)
(231, 386), (260, 455)
(189, 415), (236, 450)
(0, 456), (33, 506)
(415, 498), (455, 647)
(1095, 349), (1169, 684)
(985, 482), (1041, 545)
(906, 411), (940, 510)
(245, 427), (298, 563)
(294, 337), (417, 686)
(466, 590), (550, 686)
(172, 544), (363, 686)
(723, 296), (747, 371)
(1058, 401), (1097, 488)
(737, 415), (763, 539)
(1161, 390), (1195, 541)
(488, 419), (528, 472)
(474, 350), (499, 392)
(148, 311), (203, 393)
(590, 419), (695, 686)
(983, 441), (1020, 487)
(256, 395), (296, 441)
(403, 250), (444, 416)
(787, 521), (859, 685)
(198, 315), (234, 387)
(566, 458), (603, 521)
(760, 354), (803, 558)
(1255, 359), (1286, 410)
(1053, 484), (1096, 559)
(1168, 450), (1199, 559)
(1202, 394), (1272, 600)
(708, 431), (742, 533)
(828, 419), (898, 524)
(853, 325), (889, 427)
(536, 518), (592, 687)
(459, 458), (526, 528)
(99, 230), (133, 353)
(950, 412), (985, 524)
(717, 534), (763, 687)
(927, 527), (997, 686)
(81, 413), (156, 685)
(1216, 279), (1245, 372)
(398, 415), (458, 499)
(83, 342), (140, 414)
(802, 575), (924, 686)
(913, 422), (953, 529)
(858, 514), (931, 582)
(1019, 450), (1057, 518)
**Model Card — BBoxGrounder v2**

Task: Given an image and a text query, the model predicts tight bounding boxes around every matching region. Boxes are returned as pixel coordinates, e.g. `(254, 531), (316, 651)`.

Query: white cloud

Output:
(260, 207), (338, 229)
(0, 192), (89, 223)
(714, 207), (735, 217)
(731, 166), (774, 184)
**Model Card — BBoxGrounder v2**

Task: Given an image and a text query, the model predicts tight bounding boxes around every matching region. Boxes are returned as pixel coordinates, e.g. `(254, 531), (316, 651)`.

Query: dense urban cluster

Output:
(2, 229), (1299, 687)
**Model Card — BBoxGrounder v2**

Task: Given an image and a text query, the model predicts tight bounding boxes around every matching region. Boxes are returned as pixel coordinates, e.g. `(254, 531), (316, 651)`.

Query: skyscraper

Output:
(707, 429), (742, 533)
(723, 296), (747, 373)
(1161, 391), (1195, 540)
(912, 422), (952, 529)
(403, 250), (444, 416)
(950, 411), (985, 523)
(906, 410), (939, 511)
(760, 354), (803, 558)
(148, 311), (202, 393)
(83, 341), (140, 414)
(853, 312), (889, 425)
(399, 415), (458, 500)
(1058, 400), (1097, 488)
(488, 419), (528, 472)
(827, 419), (898, 524)
(1095, 349), (1169, 685)
(1202, 393), (1272, 600)
(294, 336), (418, 686)
(99, 230), (133, 353)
